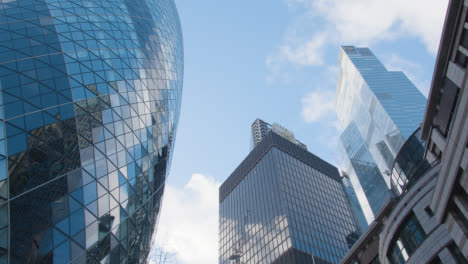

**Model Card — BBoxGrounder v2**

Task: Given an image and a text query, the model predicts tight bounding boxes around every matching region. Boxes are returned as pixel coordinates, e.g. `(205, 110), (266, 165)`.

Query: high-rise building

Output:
(251, 118), (307, 150)
(0, 0), (183, 263)
(334, 46), (426, 219)
(341, 175), (368, 233)
(341, 1), (468, 263)
(339, 122), (392, 218)
(219, 125), (360, 264)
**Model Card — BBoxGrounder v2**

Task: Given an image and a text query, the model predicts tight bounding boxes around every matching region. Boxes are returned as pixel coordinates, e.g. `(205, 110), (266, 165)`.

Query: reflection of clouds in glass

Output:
(220, 142), (359, 263)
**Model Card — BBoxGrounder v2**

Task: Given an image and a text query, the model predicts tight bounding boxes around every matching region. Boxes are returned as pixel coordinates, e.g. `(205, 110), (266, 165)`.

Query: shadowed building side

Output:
(219, 130), (360, 264)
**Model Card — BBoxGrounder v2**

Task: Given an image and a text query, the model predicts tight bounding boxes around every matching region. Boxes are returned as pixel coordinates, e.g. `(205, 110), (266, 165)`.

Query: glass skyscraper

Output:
(0, 0), (183, 263)
(219, 131), (360, 264)
(335, 46), (426, 220)
(339, 122), (392, 218)
(341, 175), (368, 233)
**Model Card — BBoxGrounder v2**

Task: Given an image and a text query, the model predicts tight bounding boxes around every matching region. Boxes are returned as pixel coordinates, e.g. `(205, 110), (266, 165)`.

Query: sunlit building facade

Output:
(339, 122), (392, 219)
(342, 1), (468, 262)
(0, 0), (183, 263)
(219, 132), (360, 264)
(341, 175), (368, 233)
(335, 46), (426, 220)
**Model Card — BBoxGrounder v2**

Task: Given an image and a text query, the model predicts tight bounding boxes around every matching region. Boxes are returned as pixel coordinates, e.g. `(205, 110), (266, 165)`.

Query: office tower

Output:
(341, 175), (368, 233)
(342, 1), (468, 263)
(335, 46), (427, 219)
(251, 118), (307, 150)
(0, 0), (183, 263)
(339, 122), (392, 218)
(219, 128), (360, 264)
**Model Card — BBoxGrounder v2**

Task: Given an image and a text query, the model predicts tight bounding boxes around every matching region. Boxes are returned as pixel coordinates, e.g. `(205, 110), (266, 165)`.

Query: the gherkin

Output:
(0, 0), (183, 263)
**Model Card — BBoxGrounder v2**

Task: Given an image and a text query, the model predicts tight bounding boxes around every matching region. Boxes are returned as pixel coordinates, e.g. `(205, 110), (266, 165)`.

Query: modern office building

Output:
(251, 118), (307, 150)
(339, 122), (392, 218)
(341, 1), (468, 263)
(335, 46), (427, 220)
(341, 174), (368, 233)
(219, 123), (361, 264)
(0, 0), (183, 263)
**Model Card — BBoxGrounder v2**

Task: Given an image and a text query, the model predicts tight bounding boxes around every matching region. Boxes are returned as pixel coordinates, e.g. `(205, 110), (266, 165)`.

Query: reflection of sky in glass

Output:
(0, 0), (183, 261)
(339, 122), (393, 219)
(335, 47), (425, 226)
(219, 143), (359, 264)
(335, 46), (426, 180)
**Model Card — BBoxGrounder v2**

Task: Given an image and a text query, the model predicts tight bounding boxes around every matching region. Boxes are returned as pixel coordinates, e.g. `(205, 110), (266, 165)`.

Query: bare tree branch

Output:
(147, 238), (178, 264)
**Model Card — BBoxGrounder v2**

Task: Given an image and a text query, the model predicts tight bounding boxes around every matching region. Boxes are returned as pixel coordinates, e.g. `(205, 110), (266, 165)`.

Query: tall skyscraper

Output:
(339, 122), (392, 218)
(334, 46), (426, 219)
(219, 122), (360, 264)
(341, 2), (468, 262)
(0, 0), (183, 263)
(341, 175), (368, 233)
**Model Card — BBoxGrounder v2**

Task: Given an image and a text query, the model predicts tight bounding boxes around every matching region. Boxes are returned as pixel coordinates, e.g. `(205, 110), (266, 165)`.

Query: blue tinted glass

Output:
(54, 240), (70, 264)
(2, 0), (183, 262)
(70, 209), (84, 235)
(7, 133), (27, 155)
(56, 217), (70, 235)
(83, 182), (97, 205)
(53, 229), (67, 247)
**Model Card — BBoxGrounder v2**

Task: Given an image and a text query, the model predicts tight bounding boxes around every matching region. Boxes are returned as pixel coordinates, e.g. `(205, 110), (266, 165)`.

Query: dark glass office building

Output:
(0, 0), (183, 263)
(219, 132), (360, 264)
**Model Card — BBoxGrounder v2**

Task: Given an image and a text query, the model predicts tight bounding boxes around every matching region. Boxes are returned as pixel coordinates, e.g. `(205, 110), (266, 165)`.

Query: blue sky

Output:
(151, 0), (448, 263)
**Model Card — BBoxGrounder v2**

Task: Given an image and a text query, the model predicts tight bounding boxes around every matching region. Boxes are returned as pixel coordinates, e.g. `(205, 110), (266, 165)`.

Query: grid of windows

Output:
(0, 0), (183, 263)
(336, 46), (427, 192)
(277, 148), (358, 262)
(219, 137), (360, 264)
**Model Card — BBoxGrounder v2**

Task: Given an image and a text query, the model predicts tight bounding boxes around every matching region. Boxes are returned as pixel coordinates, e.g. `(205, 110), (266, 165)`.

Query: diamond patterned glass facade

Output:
(334, 46), (426, 222)
(219, 132), (360, 264)
(0, 0), (183, 263)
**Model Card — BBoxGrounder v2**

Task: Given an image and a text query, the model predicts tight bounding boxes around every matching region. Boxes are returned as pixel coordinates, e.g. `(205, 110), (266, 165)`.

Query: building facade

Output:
(420, 0), (468, 259)
(339, 122), (392, 219)
(341, 1), (468, 263)
(335, 46), (426, 220)
(341, 175), (368, 233)
(219, 131), (360, 264)
(0, 0), (183, 263)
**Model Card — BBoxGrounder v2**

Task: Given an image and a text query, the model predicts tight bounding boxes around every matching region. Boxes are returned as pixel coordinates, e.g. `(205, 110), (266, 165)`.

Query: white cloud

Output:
(270, 0), (447, 70)
(280, 32), (327, 66)
(300, 89), (334, 123)
(150, 174), (220, 264)
(310, 0), (445, 53)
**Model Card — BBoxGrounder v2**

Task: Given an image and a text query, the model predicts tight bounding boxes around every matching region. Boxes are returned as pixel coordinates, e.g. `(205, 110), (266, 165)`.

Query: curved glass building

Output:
(0, 0), (183, 263)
